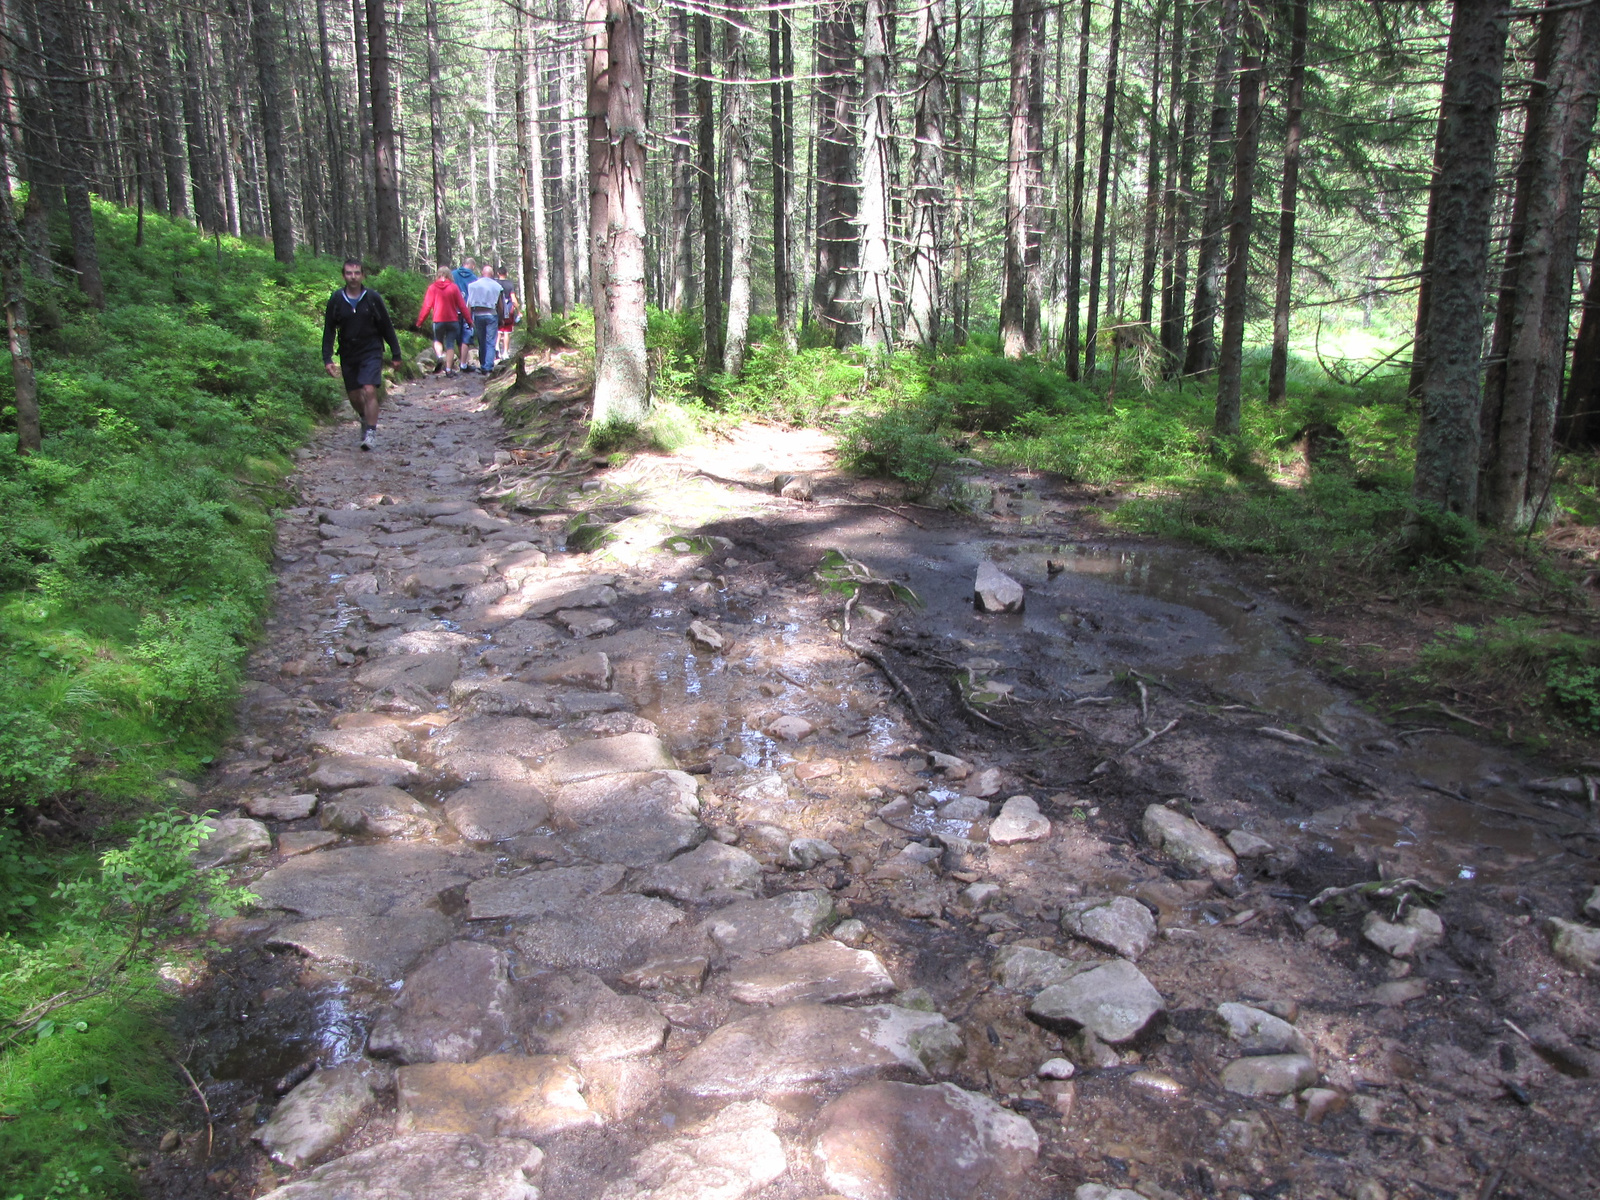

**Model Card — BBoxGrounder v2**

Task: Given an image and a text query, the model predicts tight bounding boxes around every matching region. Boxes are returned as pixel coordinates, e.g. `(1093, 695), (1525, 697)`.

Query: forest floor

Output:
(145, 351), (1600, 1200)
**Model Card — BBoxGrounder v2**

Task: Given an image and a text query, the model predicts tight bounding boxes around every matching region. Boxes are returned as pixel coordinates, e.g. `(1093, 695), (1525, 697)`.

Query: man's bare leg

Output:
(347, 384), (380, 427)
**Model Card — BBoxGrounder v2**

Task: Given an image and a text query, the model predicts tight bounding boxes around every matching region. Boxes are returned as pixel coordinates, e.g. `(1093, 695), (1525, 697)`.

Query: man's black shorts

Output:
(340, 350), (384, 391)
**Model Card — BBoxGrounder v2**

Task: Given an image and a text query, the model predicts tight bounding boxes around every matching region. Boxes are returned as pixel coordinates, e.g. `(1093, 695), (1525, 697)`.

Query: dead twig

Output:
(1125, 719), (1179, 755)
(167, 1052), (213, 1161)
(841, 591), (939, 737)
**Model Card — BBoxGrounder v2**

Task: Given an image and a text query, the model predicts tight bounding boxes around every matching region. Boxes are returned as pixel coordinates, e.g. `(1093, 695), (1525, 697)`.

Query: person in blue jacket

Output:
(452, 257), (479, 368)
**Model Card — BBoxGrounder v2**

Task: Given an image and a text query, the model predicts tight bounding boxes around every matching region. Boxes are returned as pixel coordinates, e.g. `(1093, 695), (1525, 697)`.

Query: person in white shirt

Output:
(466, 264), (506, 375)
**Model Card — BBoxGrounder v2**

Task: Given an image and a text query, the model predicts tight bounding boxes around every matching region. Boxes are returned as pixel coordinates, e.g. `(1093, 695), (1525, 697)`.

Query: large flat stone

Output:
(432, 716), (569, 760)
(549, 770), (704, 867)
(1220, 1053), (1318, 1097)
(355, 652), (461, 693)
(254, 1133), (542, 1200)
(547, 734), (675, 783)
(519, 575), (618, 618)
(377, 630), (480, 655)
(244, 793), (318, 821)
(192, 817), (271, 867)
(974, 562), (1024, 613)
(466, 864), (626, 920)
(725, 940), (896, 1006)
(598, 1100), (786, 1200)
(634, 841), (763, 903)
(255, 1064), (377, 1169)
(1060, 897), (1156, 962)
(699, 890), (836, 960)
(444, 781), (551, 842)
(513, 894), (687, 973)
(814, 1081), (1040, 1200)
(396, 1053), (599, 1139)
(668, 1003), (963, 1099)
(1142, 804), (1238, 879)
(319, 785), (439, 838)
(307, 726), (415, 758)
(252, 845), (493, 917)
(451, 678), (560, 718)
(268, 910), (456, 981)
(433, 750), (536, 783)
(520, 970), (668, 1064)
(369, 941), (520, 1064)
(1028, 959), (1165, 1044)
(524, 652), (612, 690)
(306, 755), (421, 792)
(991, 945), (1085, 994)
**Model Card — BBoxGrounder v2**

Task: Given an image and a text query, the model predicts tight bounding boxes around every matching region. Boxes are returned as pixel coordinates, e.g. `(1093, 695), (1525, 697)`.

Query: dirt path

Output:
(150, 364), (1599, 1200)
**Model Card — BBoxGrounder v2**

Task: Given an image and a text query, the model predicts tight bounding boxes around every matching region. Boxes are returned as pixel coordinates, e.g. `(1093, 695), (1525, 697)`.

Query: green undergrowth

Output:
(0, 201), (426, 1197)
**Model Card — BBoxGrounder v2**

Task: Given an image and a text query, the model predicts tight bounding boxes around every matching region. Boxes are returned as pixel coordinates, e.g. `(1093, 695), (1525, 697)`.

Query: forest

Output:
(1, 0), (1600, 1194)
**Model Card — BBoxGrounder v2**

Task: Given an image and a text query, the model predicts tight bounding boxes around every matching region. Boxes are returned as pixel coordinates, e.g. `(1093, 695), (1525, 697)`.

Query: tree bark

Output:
(178, 10), (221, 233)
(0, 36), (37, 453)
(1212, 0), (1264, 437)
(519, 3), (550, 320)
(483, 6), (500, 263)
(1183, 0), (1238, 377)
(1001, 0), (1045, 358)
(1162, 0), (1201, 373)
(906, 0), (947, 349)
(147, 10), (189, 218)
(722, 0), (754, 374)
(668, 5), (693, 311)
(352, 0), (375, 254)
(1138, 4), (1165, 329)
(859, 0), (894, 350)
(365, 0), (401, 265)
(1409, 0), (1508, 526)
(1478, 0), (1600, 529)
(249, 0), (296, 263)
(769, 3), (797, 345)
(40, 0), (105, 306)
(1065, 0), (1091, 376)
(425, 0), (451, 266)
(1266, 0), (1307, 404)
(313, 0), (348, 252)
(813, 0), (861, 347)
(586, 0), (649, 424)
(695, 11), (723, 370)
(1559, 224), (1600, 445)
(1084, 0), (1123, 376)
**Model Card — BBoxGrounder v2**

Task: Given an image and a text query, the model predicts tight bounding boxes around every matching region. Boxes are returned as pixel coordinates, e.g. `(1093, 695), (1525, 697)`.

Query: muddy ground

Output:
(143, 355), (1599, 1200)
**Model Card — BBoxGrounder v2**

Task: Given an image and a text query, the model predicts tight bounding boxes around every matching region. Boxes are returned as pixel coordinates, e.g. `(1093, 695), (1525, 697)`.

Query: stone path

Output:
(158, 366), (1600, 1200)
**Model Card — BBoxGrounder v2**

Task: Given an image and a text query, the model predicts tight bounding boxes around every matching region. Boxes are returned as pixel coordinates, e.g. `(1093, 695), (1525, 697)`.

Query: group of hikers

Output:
(320, 255), (522, 451)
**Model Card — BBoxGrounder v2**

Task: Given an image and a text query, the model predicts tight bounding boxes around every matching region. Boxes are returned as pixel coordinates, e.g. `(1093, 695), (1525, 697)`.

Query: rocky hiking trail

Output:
(152, 358), (1598, 1200)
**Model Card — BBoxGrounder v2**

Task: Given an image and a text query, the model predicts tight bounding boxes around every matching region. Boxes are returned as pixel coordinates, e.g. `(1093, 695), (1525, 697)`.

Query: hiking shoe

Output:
(359, 426), (376, 452)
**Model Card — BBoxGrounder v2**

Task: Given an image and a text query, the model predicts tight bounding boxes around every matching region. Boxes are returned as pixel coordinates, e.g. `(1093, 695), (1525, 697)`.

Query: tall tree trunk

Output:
(519, 3), (550, 319)
(147, 13), (188, 218)
(906, 0), (947, 349)
(543, 36), (568, 311)
(313, 0), (348, 251)
(723, 0), (754, 374)
(424, 0), (451, 266)
(859, 0), (894, 350)
(1409, 0), (1508, 527)
(40, 0), (105, 306)
(1000, 0), (1042, 358)
(1084, 0), (1123, 376)
(1266, 0), (1307, 404)
(1478, 0), (1600, 529)
(1023, 0), (1046, 350)
(1138, 4), (1165, 329)
(1408, 58), (1455, 400)
(1183, 0), (1238, 377)
(0, 40), (37, 452)
(249, 0), (296, 263)
(1162, 0), (1201, 374)
(695, 11), (723, 370)
(483, 6), (500, 263)
(1212, 0), (1264, 437)
(365, 0), (401, 265)
(178, 11), (220, 233)
(813, 0), (861, 347)
(769, 3), (797, 345)
(1065, 0), (1091, 376)
(586, 0), (649, 424)
(668, 5), (692, 311)
(1559, 224), (1600, 446)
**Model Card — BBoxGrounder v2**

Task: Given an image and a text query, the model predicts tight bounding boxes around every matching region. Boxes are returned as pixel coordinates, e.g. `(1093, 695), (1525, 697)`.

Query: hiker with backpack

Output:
(322, 258), (402, 451)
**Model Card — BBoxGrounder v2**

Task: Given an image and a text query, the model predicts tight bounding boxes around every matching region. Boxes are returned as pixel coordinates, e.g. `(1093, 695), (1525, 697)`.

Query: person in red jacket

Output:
(414, 265), (475, 377)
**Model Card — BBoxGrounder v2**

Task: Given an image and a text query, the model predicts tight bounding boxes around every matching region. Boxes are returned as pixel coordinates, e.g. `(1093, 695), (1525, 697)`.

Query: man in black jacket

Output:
(322, 258), (403, 451)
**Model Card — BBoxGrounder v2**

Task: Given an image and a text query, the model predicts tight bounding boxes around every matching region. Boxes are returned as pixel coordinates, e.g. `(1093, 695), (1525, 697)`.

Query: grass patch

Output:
(0, 202), (424, 1197)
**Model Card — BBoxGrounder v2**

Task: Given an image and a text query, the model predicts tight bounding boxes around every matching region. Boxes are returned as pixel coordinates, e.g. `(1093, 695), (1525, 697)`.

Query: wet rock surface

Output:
(158, 368), (1600, 1200)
